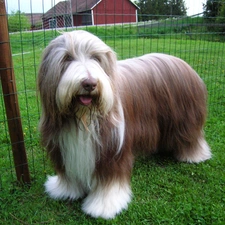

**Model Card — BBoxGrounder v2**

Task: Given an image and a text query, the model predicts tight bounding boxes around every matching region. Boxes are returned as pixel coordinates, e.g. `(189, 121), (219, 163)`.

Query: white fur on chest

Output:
(59, 120), (97, 191)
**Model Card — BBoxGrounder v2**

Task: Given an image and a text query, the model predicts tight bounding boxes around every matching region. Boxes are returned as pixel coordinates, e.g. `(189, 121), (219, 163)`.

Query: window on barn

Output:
(82, 11), (92, 25)
(49, 18), (56, 28)
(64, 14), (72, 27)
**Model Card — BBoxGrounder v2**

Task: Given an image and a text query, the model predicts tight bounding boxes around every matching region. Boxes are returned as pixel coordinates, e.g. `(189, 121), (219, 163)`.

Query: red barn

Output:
(43, 0), (139, 29)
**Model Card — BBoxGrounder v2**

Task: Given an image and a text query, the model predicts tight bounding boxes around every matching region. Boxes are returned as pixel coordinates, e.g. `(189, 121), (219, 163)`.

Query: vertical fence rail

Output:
(0, 0), (30, 184)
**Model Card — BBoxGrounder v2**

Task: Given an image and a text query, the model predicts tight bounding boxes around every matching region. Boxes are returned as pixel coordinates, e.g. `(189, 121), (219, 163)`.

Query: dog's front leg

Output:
(44, 175), (86, 200)
(82, 179), (132, 219)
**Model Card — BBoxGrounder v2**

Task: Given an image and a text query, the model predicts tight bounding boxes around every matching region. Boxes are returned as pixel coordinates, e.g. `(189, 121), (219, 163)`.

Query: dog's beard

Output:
(66, 95), (101, 130)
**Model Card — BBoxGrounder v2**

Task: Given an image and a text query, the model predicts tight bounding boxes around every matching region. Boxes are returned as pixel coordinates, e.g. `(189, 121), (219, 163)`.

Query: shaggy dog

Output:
(38, 30), (211, 219)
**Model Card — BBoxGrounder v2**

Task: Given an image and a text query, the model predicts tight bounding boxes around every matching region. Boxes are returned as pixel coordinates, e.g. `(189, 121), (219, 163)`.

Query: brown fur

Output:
(117, 54), (207, 154)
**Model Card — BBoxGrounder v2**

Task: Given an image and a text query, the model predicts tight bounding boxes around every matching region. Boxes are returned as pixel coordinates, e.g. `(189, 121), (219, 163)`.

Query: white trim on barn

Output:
(90, 0), (102, 10)
(91, 9), (94, 25)
(136, 9), (138, 23)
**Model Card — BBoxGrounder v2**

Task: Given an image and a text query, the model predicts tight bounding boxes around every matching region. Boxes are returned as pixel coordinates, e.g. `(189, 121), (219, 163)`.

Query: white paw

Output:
(82, 181), (132, 219)
(177, 138), (212, 163)
(44, 175), (85, 200)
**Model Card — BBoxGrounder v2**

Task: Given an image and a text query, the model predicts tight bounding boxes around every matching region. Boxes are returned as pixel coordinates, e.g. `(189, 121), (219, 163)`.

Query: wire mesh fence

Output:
(0, 0), (225, 191)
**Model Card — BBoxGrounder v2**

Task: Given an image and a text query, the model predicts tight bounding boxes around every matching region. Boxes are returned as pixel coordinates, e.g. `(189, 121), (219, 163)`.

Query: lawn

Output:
(0, 23), (225, 224)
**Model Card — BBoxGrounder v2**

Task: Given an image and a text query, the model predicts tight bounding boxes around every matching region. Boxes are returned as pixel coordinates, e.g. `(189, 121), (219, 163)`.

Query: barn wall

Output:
(42, 18), (49, 29)
(73, 14), (82, 26)
(93, 0), (137, 25)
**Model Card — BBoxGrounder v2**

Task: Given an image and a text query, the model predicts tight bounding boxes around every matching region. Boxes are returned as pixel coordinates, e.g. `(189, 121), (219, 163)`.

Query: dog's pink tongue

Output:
(79, 96), (92, 105)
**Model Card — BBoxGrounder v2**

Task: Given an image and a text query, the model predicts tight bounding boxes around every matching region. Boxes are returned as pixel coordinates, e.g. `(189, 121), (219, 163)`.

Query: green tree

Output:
(203, 0), (221, 19)
(8, 10), (31, 32)
(203, 0), (225, 32)
(216, 0), (225, 32)
(135, 0), (187, 21)
(169, 0), (187, 16)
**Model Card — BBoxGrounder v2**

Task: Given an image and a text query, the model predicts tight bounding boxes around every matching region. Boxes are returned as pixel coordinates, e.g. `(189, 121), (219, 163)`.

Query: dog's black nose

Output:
(82, 77), (97, 92)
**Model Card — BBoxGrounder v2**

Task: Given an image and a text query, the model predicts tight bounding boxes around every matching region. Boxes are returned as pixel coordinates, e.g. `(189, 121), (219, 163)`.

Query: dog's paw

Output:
(177, 138), (212, 163)
(82, 181), (132, 219)
(44, 175), (85, 200)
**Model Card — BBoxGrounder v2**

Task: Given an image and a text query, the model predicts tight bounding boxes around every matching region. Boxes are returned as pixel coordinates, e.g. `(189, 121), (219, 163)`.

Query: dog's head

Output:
(38, 30), (117, 121)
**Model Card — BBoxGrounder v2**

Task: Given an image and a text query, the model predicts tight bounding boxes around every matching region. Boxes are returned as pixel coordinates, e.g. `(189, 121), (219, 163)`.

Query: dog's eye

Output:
(92, 55), (101, 63)
(64, 54), (74, 62)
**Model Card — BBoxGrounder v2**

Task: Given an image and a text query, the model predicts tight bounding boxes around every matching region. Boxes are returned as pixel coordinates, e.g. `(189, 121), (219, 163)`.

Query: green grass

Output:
(0, 23), (225, 224)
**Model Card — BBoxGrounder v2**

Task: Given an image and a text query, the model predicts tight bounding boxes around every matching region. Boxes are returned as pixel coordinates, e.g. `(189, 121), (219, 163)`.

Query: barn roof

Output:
(44, 0), (139, 18)
(43, 1), (71, 19)
(71, 0), (101, 12)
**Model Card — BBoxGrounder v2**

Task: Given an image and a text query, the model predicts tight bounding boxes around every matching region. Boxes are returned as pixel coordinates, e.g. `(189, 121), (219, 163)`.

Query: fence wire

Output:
(0, 0), (225, 190)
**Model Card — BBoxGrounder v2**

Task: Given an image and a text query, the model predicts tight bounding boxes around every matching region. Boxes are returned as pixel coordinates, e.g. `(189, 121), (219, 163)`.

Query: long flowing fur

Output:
(38, 30), (211, 219)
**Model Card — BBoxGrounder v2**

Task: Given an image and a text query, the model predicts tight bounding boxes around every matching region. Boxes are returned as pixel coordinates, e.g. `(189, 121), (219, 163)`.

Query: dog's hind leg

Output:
(44, 175), (86, 200)
(175, 135), (211, 163)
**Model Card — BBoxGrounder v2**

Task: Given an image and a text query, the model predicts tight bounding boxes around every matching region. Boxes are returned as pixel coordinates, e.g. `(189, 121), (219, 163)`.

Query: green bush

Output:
(8, 10), (30, 32)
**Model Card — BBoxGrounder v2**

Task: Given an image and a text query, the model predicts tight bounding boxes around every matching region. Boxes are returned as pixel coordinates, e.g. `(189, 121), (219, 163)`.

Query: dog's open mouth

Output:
(78, 95), (93, 106)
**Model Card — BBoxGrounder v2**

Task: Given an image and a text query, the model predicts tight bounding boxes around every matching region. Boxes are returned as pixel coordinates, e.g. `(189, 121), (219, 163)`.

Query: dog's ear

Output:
(101, 50), (118, 78)
(37, 37), (67, 124)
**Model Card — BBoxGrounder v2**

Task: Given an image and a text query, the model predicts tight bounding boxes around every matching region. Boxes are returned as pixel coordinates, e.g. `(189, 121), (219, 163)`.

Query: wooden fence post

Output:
(0, 0), (31, 184)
